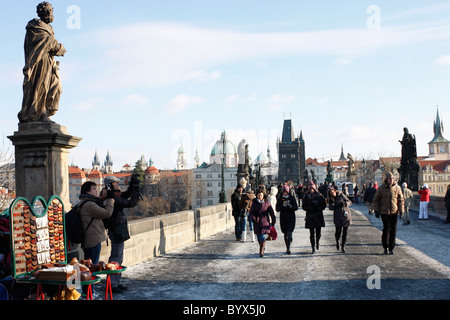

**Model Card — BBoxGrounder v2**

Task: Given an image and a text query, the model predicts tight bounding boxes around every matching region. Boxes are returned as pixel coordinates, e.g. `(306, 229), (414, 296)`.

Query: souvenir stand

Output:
(92, 265), (127, 300)
(9, 195), (100, 300)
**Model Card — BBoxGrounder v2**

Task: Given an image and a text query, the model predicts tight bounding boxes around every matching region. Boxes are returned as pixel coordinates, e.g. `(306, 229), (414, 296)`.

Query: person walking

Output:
(231, 185), (245, 241)
(372, 172), (404, 255)
(102, 175), (140, 293)
(302, 180), (326, 254)
(418, 184), (431, 220)
(363, 183), (377, 215)
(249, 190), (276, 257)
(401, 182), (413, 225)
(276, 184), (298, 254)
(444, 184), (450, 223)
(328, 187), (352, 253)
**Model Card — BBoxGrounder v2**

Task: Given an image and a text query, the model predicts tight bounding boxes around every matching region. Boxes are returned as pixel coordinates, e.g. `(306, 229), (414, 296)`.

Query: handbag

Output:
(267, 226), (277, 241)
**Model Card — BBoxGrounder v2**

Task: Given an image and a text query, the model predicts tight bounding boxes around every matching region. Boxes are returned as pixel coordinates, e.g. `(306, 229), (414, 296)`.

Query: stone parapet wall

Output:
(98, 203), (233, 266)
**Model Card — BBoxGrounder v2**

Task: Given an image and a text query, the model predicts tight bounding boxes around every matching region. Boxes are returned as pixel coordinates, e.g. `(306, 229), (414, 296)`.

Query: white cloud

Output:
(434, 55), (450, 65)
(166, 94), (205, 115)
(70, 97), (105, 111)
(84, 21), (450, 91)
(121, 94), (148, 107)
(335, 57), (352, 65)
(225, 94), (240, 103)
(183, 69), (222, 82)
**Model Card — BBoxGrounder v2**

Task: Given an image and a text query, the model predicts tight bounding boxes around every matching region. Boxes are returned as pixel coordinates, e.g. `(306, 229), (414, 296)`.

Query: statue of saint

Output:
(347, 153), (355, 174)
(19, 2), (66, 123)
(399, 127), (417, 164)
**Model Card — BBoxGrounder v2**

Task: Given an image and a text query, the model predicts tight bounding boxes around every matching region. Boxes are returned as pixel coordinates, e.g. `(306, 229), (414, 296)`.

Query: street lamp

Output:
(219, 131), (227, 203)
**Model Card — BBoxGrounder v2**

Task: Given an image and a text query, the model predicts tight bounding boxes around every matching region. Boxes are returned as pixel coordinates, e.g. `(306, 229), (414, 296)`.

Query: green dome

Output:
(210, 132), (237, 156)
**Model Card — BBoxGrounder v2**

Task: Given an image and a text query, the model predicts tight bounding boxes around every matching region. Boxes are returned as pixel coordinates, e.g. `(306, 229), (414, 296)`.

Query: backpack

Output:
(65, 200), (94, 244)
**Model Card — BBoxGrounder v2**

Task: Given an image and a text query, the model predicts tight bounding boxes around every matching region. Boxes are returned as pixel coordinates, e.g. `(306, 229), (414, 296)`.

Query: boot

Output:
(310, 238), (316, 254)
(336, 240), (340, 251)
(316, 238), (320, 251)
(242, 231), (247, 242)
(341, 234), (347, 253)
(252, 233), (255, 242)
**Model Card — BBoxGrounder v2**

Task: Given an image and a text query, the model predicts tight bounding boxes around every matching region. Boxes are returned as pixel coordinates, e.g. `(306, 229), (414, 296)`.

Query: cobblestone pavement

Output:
(93, 204), (450, 300)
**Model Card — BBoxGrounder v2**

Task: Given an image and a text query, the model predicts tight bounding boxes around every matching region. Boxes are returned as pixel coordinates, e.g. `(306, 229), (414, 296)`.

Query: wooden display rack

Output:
(9, 195), (67, 278)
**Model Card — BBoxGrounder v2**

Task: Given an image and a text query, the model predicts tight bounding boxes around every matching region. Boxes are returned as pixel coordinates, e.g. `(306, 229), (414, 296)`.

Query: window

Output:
(196, 174), (201, 179)
(207, 200), (213, 205)
(207, 191), (213, 196)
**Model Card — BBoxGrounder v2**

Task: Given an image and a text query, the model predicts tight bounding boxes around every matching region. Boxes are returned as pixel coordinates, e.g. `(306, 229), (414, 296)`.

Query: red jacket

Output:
(418, 188), (431, 202)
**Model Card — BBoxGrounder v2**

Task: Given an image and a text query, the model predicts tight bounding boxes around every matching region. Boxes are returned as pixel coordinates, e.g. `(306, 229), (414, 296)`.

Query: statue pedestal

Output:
(347, 172), (357, 184)
(8, 121), (82, 209)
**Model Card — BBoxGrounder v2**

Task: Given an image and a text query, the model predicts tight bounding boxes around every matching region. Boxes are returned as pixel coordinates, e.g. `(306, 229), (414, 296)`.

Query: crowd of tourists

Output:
(231, 173), (450, 258)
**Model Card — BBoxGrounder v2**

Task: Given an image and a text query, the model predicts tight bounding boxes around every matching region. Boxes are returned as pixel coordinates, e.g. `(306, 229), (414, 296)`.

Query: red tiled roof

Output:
(419, 160), (450, 173)
(68, 166), (86, 178)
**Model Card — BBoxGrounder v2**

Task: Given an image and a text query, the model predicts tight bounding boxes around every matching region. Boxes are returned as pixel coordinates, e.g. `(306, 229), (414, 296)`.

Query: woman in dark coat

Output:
(444, 184), (450, 223)
(328, 187), (352, 252)
(276, 184), (298, 254)
(302, 180), (326, 254)
(249, 190), (276, 257)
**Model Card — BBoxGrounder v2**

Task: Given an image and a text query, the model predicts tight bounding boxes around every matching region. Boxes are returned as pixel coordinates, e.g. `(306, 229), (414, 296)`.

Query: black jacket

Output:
(302, 191), (326, 229)
(104, 185), (140, 243)
(276, 195), (298, 233)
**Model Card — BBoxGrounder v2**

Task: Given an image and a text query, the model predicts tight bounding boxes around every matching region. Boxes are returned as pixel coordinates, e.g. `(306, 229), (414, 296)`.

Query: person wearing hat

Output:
(276, 184), (298, 254)
(302, 180), (326, 254)
(401, 182), (413, 225)
(418, 183), (431, 220)
(101, 174), (140, 293)
(372, 172), (404, 254)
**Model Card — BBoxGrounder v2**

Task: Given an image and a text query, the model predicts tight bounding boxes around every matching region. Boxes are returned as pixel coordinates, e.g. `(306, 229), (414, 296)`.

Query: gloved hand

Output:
(106, 189), (115, 198)
(130, 174), (141, 188)
(375, 211), (380, 218)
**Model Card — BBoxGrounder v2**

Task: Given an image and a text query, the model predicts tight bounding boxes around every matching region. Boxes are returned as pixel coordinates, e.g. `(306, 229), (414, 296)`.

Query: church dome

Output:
(210, 132), (237, 156)
(145, 166), (159, 175)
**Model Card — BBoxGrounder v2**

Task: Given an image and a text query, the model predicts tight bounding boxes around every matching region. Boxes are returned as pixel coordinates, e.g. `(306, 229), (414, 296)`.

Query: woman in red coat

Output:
(249, 190), (276, 257)
(418, 184), (431, 219)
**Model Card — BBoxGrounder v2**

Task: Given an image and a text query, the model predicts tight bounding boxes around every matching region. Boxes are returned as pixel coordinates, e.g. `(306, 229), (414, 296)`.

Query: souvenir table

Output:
(9, 195), (99, 300)
(92, 266), (127, 300)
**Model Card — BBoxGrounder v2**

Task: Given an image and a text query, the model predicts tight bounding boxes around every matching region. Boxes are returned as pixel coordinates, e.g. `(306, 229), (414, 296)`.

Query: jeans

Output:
(419, 201), (429, 219)
(234, 215), (253, 239)
(108, 233), (124, 287)
(257, 234), (268, 242)
(82, 243), (101, 294)
(381, 214), (398, 251)
(82, 243), (101, 264)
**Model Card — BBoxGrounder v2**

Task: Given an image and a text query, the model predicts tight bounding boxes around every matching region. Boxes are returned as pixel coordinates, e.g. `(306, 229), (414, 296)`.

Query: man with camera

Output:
(101, 174), (140, 293)
(418, 184), (431, 220)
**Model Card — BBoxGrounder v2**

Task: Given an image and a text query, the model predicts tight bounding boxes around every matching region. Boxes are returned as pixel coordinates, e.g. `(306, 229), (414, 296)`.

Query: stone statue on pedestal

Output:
(398, 127), (419, 191)
(9, 2), (80, 208)
(19, 1), (66, 123)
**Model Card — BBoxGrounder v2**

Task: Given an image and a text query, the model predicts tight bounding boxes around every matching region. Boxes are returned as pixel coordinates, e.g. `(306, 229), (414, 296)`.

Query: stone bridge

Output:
(91, 202), (450, 301)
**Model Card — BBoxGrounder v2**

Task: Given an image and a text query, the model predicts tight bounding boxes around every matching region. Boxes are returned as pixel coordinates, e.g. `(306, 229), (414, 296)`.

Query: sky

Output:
(1, 0), (450, 171)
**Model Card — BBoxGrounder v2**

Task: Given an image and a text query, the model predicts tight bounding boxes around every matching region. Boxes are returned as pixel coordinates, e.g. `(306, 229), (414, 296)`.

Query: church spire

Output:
(429, 106), (449, 143)
(339, 144), (347, 161)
